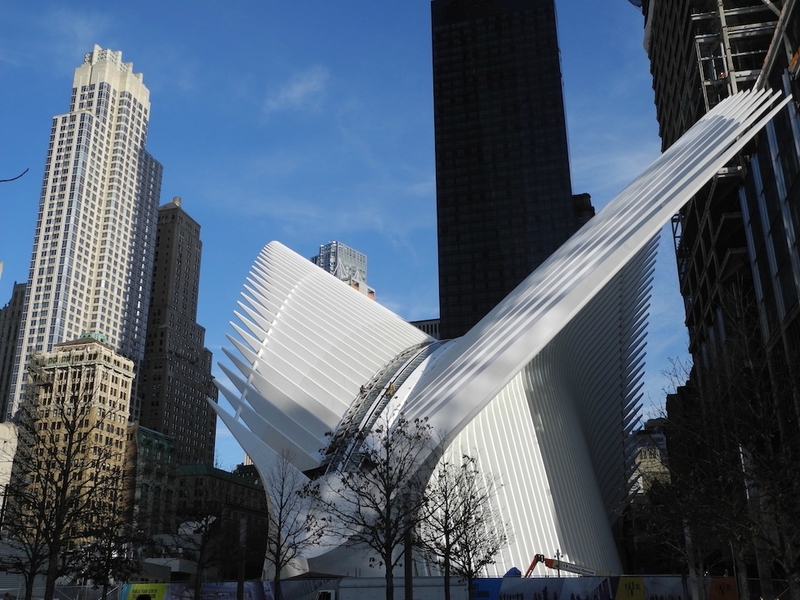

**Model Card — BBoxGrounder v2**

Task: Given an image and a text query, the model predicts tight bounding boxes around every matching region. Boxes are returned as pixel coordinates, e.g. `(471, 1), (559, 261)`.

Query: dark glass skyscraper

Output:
(137, 197), (217, 466)
(432, 0), (588, 340)
(0, 282), (26, 418)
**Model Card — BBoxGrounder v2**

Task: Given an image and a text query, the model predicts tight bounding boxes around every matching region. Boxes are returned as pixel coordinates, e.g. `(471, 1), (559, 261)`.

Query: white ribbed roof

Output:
(213, 89), (788, 573)
(215, 241), (430, 470)
(401, 89), (789, 437)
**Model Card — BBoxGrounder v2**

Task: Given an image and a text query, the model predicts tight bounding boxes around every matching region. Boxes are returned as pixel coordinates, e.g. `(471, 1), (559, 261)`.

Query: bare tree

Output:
(0, 488), (49, 600)
(73, 438), (148, 600)
(168, 466), (270, 598)
(417, 455), (462, 600)
(311, 415), (434, 600)
(1, 351), (133, 600)
(171, 485), (234, 599)
(419, 454), (507, 600)
(263, 451), (323, 600)
(72, 522), (146, 600)
(648, 289), (800, 600)
(638, 438), (739, 599)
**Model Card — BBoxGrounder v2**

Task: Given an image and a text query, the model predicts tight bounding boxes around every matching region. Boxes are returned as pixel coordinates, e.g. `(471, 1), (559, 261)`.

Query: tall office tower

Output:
(137, 197), (217, 466)
(28, 333), (133, 442)
(637, 0), (800, 584)
(432, 0), (592, 340)
(0, 283), (27, 419)
(311, 241), (376, 298)
(9, 335), (133, 538)
(8, 45), (162, 418)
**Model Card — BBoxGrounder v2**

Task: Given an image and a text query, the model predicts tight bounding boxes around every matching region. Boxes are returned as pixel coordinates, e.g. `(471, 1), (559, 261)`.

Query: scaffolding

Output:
(692, 0), (778, 111)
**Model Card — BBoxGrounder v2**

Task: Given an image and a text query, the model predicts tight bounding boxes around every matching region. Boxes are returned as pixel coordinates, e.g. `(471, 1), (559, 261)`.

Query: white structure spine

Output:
(213, 89), (789, 576)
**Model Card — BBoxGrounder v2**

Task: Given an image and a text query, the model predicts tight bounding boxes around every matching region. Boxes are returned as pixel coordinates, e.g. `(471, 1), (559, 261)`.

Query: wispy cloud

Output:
(194, 141), (435, 245)
(0, 47), (27, 68)
(0, 6), (113, 72)
(140, 45), (199, 93)
(41, 8), (113, 71)
(264, 66), (329, 114)
(210, 170), (434, 239)
(248, 150), (304, 178)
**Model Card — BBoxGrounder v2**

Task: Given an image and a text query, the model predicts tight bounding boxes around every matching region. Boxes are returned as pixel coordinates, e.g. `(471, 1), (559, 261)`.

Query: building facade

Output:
(137, 197), (217, 466)
(8, 335), (134, 548)
(8, 45), (162, 418)
(126, 423), (178, 538)
(31, 333), (133, 456)
(161, 465), (269, 581)
(311, 241), (375, 298)
(641, 1), (800, 359)
(0, 282), (26, 418)
(637, 0), (800, 587)
(0, 421), (19, 528)
(410, 318), (440, 340)
(431, 0), (593, 339)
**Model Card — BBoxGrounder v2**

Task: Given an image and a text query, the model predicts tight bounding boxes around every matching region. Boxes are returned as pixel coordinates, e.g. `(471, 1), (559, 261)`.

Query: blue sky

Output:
(0, 1), (688, 468)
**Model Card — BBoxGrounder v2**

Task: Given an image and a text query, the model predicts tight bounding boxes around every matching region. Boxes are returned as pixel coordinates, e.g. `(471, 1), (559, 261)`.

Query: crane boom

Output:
(524, 553), (612, 577)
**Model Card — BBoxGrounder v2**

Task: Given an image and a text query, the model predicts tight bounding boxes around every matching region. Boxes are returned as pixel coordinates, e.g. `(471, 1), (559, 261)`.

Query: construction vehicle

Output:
(524, 553), (612, 577)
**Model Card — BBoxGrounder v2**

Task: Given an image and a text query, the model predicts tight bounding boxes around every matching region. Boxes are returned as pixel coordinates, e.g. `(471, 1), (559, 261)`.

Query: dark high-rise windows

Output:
(432, 0), (587, 339)
(137, 197), (217, 466)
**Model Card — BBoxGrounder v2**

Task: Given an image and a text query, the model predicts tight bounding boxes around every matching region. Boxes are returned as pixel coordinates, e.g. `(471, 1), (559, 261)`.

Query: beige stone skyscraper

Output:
(6, 335), (134, 555)
(8, 46), (162, 418)
(27, 334), (133, 461)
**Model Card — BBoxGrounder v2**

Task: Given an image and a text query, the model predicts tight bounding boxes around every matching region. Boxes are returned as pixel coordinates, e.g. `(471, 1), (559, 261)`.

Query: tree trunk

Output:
(24, 572), (35, 600)
(780, 523), (800, 600)
(385, 566), (394, 600)
(101, 545), (112, 600)
(273, 577), (282, 600)
(443, 557), (451, 600)
(467, 578), (475, 600)
(786, 572), (800, 600)
(734, 547), (750, 600)
(404, 527), (413, 600)
(684, 524), (704, 600)
(753, 539), (775, 600)
(237, 517), (246, 600)
(194, 539), (210, 600)
(193, 569), (203, 600)
(44, 550), (60, 600)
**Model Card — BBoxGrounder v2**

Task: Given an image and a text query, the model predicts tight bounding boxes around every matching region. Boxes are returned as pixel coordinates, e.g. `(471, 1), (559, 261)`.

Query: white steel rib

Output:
(212, 89), (789, 576)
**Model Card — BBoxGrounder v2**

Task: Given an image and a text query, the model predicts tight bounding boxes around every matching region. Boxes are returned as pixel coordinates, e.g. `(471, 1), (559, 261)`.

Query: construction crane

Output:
(524, 553), (612, 577)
